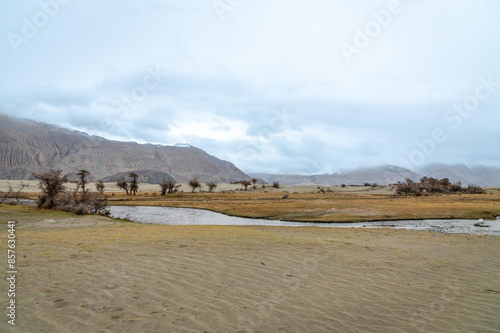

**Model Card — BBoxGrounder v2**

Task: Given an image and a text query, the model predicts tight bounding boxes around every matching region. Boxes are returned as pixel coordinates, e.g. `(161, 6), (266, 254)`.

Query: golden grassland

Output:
(15, 185), (500, 222)
(0, 204), (494, 257)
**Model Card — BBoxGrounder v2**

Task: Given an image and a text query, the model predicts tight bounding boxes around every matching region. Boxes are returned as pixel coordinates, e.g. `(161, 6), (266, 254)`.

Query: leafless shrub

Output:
(160, 179), (181, 195)
(465, 184), (485, 194)
(0, 182), (29, 204)
(240, 180), (251, 190)
(206, 181), (217, 193)
(76, 169), (91, 201)
(129, 172), (139, 195)
(396, 177), (485, 196)
(86, 191), (109, 215)
(272, 181), (280, 188)
(116, 175), (130, 195)
(74, 204), (89, 215)
(34, 169), (109, 215)
(0, 185), (12, 204)
(34, 169), (68, 209)
(188, 177), (201, 193)
(96, 180), (105, 194)
(55, 191), (77, 212)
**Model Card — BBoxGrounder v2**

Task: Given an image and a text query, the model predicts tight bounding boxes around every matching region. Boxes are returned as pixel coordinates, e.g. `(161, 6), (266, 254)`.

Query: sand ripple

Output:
(2, 223), (499, 332)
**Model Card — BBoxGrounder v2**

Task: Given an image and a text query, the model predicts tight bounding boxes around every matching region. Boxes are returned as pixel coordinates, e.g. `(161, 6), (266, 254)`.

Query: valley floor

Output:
(1, 205), (499, 333)
(3, 180), (500, 222)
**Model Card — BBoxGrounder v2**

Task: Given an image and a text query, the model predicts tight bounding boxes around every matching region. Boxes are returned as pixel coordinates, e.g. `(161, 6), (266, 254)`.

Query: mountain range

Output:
(250, 164), (500, 187)
(1, 115), (499, 186)
(0, 115), (249, 183)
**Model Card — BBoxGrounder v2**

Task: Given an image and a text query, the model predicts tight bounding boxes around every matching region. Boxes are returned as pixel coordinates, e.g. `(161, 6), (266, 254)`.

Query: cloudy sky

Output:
(1, 0), (499, 174)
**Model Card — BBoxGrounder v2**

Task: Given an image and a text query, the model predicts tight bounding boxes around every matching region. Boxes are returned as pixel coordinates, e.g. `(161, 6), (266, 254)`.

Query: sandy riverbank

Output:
(1, 206), (499, 332)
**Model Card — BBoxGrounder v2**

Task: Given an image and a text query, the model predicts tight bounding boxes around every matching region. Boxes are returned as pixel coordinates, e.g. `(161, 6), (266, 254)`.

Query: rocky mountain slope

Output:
(0, 115), (249, 183)
(99, 170), (175, 184)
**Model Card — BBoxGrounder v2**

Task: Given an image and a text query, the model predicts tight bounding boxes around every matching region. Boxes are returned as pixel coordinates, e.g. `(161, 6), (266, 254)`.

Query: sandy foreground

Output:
(1, 209), (500, 332)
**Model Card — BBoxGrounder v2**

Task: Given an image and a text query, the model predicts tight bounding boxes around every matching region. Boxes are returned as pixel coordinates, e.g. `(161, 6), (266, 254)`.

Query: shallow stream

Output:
(109, 205), (500, 236)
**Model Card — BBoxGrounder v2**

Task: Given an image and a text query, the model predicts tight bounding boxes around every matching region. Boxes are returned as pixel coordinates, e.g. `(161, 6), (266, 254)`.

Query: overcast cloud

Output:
(1, 0), (499, 174)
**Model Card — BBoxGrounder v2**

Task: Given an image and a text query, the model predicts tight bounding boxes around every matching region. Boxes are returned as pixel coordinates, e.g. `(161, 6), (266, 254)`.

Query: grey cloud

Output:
(1, 0), (499, 173)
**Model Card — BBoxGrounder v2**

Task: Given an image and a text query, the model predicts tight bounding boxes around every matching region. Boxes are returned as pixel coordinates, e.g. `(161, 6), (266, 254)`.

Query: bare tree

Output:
(160, 179), (180, 195)
(77, 169), (90, 192)
(95, 181), (105, 194)
(251, 178), (257, 189)
(272, 181), (280, 189)
(76, 169), (91, 202)
(33, 169), (68, 209)
(159, 180), (169, 195)
(240, 180), (251, 191)
(129, 172), (139, 195)
(188, 177), (201, 193)
(116, 175), (129, 195)
(206, 181), (217, 193)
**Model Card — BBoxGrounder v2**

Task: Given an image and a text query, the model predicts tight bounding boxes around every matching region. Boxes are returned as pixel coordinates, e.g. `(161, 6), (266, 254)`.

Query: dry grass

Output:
(10, 184), (500, 222)
(105, 189), (499, 222)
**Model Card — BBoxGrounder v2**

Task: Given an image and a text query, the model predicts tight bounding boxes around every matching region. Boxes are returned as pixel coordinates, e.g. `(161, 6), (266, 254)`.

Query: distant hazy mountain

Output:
(417, 164), (500, 187)
(0, 115), (249, 182)
(251, 165), (420, 186)
(248, 173), (329, 186)
(251, 164), (500, 187)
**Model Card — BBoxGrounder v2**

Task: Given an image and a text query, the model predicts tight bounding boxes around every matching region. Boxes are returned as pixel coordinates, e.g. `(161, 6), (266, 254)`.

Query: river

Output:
(108, 205), (500, 236)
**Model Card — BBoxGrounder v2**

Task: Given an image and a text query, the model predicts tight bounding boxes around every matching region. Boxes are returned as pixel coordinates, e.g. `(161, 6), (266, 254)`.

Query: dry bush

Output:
(188, 177), (201, 193)
(0, 182), (28, 204)
(74, 204), (89, 215)
(96, 180), (105, 194)
(160, 179), (181, 195)
(86, 192), (109, 215)
(397, 177), (485, 196)
(465, 184), (485, 194)
(34, 169), (109, 215)
(55, 191), (77, 212)
(206, 181), (217, 193)
(238, 180), (251, 190)
(129, 172), (139, 195)
(34, 169), (67, 209)
(116, 175), (130, 195)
